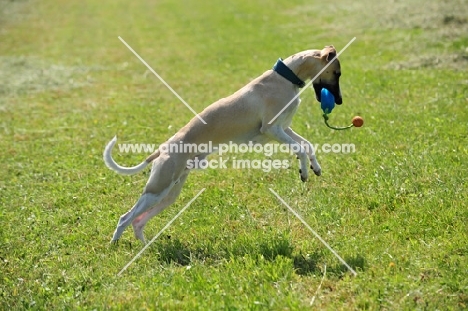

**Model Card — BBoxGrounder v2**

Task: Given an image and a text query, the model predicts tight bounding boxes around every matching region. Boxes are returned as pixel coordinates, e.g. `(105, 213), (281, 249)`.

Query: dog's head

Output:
(312, 46), (342, 105)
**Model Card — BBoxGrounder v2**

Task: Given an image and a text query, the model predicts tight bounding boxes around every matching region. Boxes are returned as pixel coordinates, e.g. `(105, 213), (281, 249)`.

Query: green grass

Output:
(1, 0), (467, 309)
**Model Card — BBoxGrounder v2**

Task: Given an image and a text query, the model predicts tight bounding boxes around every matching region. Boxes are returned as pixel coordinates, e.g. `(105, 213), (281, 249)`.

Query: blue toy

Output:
(320, 88), (336, 114)
(320, 88), (356, 130)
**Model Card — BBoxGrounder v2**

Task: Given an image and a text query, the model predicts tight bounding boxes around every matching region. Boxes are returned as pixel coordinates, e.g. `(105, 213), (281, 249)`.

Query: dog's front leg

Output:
(263, 126), (309, 182)
(284, 127), (321, 176)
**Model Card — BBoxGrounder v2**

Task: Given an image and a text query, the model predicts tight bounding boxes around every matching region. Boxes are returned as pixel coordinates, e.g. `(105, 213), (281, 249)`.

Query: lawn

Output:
(1, 0), (467, 309)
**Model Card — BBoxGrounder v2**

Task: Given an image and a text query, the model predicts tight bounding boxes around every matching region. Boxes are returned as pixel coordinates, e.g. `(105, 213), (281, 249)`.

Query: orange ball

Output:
(352, 116), (364, 127)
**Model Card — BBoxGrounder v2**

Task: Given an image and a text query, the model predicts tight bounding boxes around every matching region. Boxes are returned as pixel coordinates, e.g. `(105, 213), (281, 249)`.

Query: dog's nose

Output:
(336, 97), (343, 105)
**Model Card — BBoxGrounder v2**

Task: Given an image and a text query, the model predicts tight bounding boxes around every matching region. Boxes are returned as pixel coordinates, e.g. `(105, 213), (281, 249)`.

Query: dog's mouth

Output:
(313, 82), (342, 105)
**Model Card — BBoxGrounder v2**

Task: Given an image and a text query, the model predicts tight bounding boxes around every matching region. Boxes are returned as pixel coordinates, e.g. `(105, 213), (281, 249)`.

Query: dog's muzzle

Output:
(313, 83), (342, 105)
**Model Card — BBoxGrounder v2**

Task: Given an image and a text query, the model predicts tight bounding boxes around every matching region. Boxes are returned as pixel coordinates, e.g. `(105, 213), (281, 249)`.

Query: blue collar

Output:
(272, 58), (305, 88)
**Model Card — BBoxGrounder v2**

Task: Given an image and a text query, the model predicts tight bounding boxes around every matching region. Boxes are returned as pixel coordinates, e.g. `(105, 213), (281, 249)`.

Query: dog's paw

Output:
(311, 165), (322, 176)
(110, 239), (119, 246)
(299, 169), (308, 182)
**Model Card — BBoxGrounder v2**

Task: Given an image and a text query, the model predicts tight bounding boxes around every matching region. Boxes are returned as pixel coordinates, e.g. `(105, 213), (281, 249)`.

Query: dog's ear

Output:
(321, 45), (337, 62)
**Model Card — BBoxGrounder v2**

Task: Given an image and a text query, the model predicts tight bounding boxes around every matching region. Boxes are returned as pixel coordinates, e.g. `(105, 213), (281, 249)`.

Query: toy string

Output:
(322, 113), (354, 130)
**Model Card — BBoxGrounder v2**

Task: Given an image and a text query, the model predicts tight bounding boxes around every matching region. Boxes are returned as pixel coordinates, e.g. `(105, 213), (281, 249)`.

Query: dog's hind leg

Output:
(132, 170), (190, 244)
(111, 192), (166, 242)
(111, 154), (185, 243)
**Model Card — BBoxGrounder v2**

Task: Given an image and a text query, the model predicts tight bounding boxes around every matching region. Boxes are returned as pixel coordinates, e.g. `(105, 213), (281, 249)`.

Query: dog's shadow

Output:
(293, 252), (366, 276)
(150, 236), (366, 276)
(155, 237), (192, 266)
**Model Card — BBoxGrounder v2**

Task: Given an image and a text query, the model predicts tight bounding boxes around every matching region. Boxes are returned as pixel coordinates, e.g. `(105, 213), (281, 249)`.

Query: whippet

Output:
(104, 46), (342, 243)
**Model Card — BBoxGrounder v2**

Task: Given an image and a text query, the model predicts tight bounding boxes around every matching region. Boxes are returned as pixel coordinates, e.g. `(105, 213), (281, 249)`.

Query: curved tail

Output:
(103, 136), (152, 175)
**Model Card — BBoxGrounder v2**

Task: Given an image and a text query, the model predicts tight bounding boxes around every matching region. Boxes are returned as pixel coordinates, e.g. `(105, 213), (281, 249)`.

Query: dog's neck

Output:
(272, 59), (305, 88)
(282, 50), (321, 83)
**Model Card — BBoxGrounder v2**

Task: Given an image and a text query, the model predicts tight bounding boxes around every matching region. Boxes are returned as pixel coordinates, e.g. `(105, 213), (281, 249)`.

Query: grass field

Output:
(1, 0), (467, 309)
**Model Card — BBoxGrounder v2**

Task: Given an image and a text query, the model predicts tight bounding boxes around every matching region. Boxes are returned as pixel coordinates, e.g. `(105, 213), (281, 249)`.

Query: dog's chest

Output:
(277, 97), (301, 128)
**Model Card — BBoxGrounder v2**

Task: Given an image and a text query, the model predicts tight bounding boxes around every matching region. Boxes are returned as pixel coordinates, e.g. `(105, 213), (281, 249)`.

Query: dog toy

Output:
(320, 88), (364, 130)
(352, 116), (364, 127)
